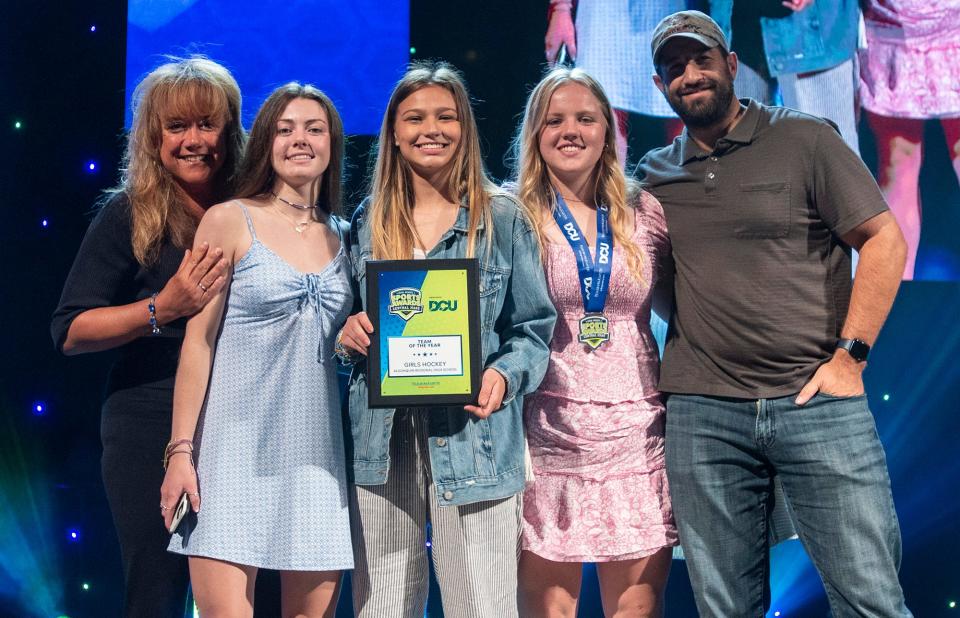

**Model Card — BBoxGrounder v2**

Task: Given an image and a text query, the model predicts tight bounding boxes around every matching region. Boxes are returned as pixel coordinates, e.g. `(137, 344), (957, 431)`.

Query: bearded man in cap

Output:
(636, 10), (913, 617)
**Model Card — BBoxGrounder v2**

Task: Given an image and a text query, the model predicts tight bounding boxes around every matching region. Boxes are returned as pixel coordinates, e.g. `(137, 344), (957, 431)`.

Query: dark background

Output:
(2, 1), (958, 616)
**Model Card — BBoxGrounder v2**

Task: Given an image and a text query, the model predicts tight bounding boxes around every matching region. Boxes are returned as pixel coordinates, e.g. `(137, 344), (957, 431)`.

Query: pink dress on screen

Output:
(860, 1), (960, 118)
(522, 191), (678, 562)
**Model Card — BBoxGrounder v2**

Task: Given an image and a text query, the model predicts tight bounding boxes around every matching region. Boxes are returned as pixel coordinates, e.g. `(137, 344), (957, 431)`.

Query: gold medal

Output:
(578, 314), (610, 350)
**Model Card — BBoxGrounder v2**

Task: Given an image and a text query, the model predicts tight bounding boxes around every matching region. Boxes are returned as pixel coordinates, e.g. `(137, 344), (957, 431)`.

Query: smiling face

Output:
(158, 114), (226, 192)
(393, 84), (461, 181)
(538, 82), (608, 188)
(654, 37), (737, 128)
(270, 97), (331, 189)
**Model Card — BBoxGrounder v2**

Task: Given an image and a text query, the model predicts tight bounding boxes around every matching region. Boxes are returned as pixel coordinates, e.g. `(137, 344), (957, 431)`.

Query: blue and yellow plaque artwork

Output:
(366, 259), (482, 407)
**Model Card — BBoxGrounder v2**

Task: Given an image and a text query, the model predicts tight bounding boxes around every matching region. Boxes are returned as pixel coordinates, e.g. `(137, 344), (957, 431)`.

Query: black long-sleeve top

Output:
(51, 193), (189, 418)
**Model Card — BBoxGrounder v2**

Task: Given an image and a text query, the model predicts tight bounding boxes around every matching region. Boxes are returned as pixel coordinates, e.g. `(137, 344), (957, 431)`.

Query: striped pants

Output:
(350, 409), (522, 617)
(736, 58), (861, 156)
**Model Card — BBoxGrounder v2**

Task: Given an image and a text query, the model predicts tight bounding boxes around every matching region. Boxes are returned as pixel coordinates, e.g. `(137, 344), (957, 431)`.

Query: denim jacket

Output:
(710, 0), (859, 76)
(345, 193), (556, 506)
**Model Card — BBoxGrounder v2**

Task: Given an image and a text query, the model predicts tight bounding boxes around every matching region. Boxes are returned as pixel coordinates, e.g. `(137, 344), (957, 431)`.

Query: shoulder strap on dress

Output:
(234, 200), (257, 240)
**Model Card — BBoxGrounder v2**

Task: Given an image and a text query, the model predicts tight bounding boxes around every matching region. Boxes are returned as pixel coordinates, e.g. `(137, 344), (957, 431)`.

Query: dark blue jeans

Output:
(666, 393), (911, 617)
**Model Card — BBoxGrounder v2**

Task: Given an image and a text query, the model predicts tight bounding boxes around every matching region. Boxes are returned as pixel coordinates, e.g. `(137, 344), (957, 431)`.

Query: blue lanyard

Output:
(552, 193), (613, 314)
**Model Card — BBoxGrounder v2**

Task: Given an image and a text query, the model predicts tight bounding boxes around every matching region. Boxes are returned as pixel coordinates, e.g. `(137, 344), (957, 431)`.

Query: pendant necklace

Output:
(271, 202), (313, 234)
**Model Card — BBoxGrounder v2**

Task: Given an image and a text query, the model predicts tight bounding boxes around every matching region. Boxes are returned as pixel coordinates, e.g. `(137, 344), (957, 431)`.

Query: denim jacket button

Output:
(443, 490), (454, 500)
(436, 438), (447, 447)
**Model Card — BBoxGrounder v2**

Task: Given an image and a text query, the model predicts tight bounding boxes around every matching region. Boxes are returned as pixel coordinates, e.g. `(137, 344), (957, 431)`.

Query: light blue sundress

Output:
(169, 202), (354, 570)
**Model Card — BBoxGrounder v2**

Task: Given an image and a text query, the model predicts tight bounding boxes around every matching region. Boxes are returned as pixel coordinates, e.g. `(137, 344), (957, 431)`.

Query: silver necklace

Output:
(270, 203), (313, 234)
(270, 191), (316, 210)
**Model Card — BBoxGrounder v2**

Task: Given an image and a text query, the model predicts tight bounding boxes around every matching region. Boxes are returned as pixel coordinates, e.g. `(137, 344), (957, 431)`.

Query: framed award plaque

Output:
(366, 259), (482, 408)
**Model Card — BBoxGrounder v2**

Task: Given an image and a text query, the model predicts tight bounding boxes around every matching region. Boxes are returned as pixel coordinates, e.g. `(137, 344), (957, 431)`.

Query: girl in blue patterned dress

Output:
(161, 83), (353, 616)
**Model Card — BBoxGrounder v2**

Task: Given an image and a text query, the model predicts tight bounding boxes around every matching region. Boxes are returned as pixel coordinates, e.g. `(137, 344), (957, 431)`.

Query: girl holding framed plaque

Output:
(511, 67), (677, 616)
(337, 61), (556, 618)
(160, 83), (353, 616)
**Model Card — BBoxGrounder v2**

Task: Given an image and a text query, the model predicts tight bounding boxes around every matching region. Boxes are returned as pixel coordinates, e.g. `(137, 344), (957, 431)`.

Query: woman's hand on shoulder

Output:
(154, 202), (245, 323)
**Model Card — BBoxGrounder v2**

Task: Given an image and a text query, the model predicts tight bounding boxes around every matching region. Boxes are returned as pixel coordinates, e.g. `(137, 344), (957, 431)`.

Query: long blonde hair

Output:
(111, 56), (244, 265)
(513, 67), (646, 281)
(368, 61), (494, 260)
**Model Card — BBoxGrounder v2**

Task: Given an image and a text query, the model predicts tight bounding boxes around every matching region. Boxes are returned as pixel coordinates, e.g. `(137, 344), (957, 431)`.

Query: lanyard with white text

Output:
(553, 193), (613, 349)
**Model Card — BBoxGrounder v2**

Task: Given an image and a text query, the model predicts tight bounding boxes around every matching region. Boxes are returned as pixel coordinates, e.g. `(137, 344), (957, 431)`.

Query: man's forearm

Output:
(841, 218), (907, 345)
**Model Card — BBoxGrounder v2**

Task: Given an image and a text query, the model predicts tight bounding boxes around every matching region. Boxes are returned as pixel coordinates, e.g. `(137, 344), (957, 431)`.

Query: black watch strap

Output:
(837, 338), (870, 362)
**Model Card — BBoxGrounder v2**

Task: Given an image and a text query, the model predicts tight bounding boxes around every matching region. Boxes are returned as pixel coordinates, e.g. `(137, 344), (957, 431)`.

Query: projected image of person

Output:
(50, 57), (242, 618)
(336, 61), (556, 618)
(860, 0), (960, 280)
(160, 83), (353, 616)
(544, 0), (686, 163)
(708, 0), (862, 155)
(510, 67), (677, 616)
(638, 11), (912, 617)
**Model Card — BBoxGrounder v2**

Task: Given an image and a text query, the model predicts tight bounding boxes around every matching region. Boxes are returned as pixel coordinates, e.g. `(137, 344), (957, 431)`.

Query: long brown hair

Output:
(110, 56), (244, 265)
(368, 61), (495, 260)
(512, 67), (646, 281)
(234, 83), (344, 218)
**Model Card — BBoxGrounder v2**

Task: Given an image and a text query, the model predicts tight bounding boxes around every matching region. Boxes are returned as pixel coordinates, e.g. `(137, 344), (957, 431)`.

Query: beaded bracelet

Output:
(148, 293), (161, 335)
(333, 330), (360, 364)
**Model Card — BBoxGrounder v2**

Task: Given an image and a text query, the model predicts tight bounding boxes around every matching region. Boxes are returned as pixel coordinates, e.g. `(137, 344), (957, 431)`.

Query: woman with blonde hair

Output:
(511, 66), (677, 616)
(51, 56), (243, 616)
(337, 60), (556, 618)
(161, 83), (353, 616)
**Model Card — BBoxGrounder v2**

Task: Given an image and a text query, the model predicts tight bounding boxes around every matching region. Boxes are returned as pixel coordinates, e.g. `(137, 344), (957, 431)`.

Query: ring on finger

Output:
(187, 492), (200, 497)
(160, 503), (170, 511)
(198, 282), (208, 292)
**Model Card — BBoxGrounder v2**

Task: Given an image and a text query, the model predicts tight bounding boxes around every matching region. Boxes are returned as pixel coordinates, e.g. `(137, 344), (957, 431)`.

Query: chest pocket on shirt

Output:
(734, 181), (791, 239)
(479, 263), (506, 331)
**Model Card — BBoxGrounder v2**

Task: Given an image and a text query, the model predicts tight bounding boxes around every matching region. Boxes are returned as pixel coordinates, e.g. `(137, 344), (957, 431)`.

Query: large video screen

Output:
(126, 0), (409, 135)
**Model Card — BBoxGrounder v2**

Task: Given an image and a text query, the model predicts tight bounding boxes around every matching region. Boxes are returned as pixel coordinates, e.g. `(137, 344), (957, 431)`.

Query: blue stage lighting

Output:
(86, 161), (97, 172)
(67, 529), (80, 542)
(41, 219), (48, 228)
(32, 403), (45, 416)
(883, 393), (890, 401)
(90, 25), (96, 32)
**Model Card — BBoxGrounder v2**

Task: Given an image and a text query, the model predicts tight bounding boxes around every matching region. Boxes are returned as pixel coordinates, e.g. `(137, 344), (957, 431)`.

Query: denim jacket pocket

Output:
(479, 262), (508, 331)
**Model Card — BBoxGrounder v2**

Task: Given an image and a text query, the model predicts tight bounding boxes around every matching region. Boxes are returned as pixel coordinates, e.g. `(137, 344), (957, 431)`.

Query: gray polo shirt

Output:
(637, 99), (888, 399)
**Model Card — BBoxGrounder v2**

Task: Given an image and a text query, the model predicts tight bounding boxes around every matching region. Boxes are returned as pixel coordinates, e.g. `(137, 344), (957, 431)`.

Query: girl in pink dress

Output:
(512, 66), (677, 616)
(860, 0), (960, 279)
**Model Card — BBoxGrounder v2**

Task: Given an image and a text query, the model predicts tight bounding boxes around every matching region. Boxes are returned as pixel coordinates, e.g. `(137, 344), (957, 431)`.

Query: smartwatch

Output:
(837, 338), (870, 362)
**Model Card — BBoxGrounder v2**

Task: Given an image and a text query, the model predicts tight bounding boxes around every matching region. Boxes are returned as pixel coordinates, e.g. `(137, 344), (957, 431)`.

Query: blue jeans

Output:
(666, 393), (911, 617)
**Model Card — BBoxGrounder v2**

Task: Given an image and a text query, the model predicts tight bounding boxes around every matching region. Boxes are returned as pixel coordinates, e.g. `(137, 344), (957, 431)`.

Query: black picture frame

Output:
(366, 258), (482, 408)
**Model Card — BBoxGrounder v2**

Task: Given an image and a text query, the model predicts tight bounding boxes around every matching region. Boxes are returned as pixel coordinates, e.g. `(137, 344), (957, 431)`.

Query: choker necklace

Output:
(271, 192), (316, 210)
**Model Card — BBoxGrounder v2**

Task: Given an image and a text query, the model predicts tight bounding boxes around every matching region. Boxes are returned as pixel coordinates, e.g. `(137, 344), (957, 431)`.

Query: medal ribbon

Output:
(552, 193), (613, 314)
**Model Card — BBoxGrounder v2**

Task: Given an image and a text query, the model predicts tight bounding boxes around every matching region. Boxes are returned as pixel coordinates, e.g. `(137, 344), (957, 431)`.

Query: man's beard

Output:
(667, 74), (735, 128)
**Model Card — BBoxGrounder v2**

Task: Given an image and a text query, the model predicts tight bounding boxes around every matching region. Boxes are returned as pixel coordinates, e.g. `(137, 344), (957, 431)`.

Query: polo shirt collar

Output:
(679, 98), (762, 163)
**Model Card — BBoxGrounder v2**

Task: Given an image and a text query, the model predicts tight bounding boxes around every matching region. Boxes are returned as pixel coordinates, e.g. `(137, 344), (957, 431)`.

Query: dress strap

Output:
(235, 200), (257, 241)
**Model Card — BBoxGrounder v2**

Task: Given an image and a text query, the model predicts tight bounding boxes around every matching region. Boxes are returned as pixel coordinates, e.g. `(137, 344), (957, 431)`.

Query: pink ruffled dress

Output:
(860, 1), (960, 118)
(522, 192), (678, 562)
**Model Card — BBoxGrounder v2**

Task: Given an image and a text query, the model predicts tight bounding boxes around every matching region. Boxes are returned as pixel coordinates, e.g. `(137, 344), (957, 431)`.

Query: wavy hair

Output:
(368, 61), (495, 260)
(110, 56), (244, 265)
(234, 83), (344, 218)
(512, 67), (646, 281)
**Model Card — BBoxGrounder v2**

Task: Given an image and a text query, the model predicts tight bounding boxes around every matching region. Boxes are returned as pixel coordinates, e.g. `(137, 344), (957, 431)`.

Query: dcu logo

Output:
(387, 287), (423, 321)
(429, 299), (459, 312)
